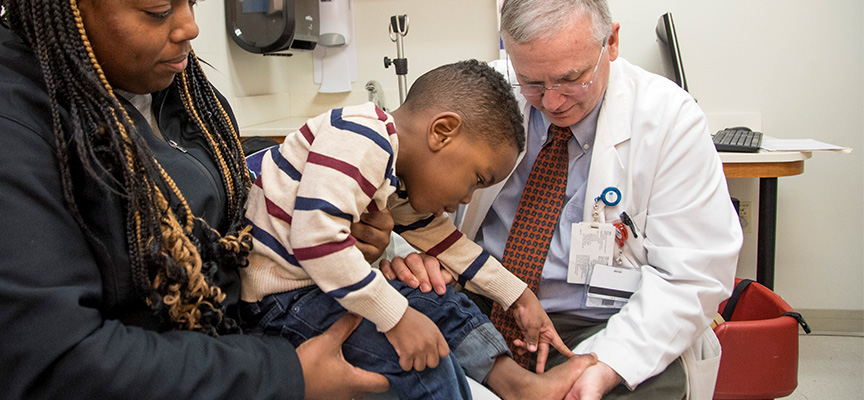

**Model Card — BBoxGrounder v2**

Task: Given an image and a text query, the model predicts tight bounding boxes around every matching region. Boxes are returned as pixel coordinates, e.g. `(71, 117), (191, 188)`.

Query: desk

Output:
(719, 150), (812, 290)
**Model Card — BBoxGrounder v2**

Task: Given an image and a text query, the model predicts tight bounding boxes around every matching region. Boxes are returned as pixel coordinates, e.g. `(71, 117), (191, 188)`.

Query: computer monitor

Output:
(655, 12), (688, 92)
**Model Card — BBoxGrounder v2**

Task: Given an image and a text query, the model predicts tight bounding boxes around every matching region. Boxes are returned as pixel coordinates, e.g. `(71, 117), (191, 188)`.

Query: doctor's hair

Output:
(1, 0), (252, 336)
(402, 59), (525, 153)
(501, 0), (612, 45)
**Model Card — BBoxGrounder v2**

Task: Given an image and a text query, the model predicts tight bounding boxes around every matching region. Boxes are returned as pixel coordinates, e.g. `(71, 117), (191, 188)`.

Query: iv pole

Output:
(383, 15), (409, 105)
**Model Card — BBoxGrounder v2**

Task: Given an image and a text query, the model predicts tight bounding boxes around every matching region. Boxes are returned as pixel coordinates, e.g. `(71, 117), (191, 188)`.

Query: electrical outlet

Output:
(738, 201), (752, 233)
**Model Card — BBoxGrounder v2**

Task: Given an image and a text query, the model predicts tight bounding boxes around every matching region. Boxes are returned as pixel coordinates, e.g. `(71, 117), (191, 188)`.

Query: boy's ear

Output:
(427, 112), (462, 152)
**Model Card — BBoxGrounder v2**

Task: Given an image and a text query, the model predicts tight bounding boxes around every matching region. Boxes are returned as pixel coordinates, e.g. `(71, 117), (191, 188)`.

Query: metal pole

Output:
(394, 31), (407, 104)
(756, 177), (779, 290)
(384, 15), (409, 105)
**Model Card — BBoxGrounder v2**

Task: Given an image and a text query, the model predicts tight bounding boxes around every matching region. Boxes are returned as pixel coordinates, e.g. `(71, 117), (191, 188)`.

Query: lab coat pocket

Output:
(681, 328), (722, 400)
(630, 209), (647, 236)
(620, 210), (648, 267)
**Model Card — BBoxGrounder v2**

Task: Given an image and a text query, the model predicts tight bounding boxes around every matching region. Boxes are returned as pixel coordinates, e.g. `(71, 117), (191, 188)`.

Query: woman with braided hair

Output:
(0, 0), (392, 398)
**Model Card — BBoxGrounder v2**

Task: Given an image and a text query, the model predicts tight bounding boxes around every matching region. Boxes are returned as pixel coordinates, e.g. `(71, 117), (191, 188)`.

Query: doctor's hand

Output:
(379, 252), (453, 295)
(564, 361), (623, 400)
(297, 313), (390, 400)
(509, 288), (573, 373)
(352, 210), (394, 263)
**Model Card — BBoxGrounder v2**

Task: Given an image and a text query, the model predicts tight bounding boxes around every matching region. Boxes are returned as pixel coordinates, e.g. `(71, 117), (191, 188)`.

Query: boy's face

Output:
(405, 136), (518, 217)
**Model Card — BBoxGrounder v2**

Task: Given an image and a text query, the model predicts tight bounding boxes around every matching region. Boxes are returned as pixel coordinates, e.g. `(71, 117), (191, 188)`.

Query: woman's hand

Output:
(351, 210), (394, 263)
(297, 313), (390, 400)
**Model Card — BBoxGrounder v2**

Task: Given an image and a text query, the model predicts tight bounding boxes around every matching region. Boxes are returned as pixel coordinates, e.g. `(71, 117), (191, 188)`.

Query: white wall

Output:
(195, 0), (500, 127)
(193, 0), (864, 314)
(606, 0), (864, 314)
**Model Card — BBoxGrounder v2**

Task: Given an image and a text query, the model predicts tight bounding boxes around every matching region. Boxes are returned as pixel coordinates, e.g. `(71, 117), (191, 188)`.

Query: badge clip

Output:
(592, 187), (621, 223)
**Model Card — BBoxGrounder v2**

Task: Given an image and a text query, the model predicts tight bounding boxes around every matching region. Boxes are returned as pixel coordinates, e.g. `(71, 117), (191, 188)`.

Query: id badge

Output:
(585, 264), (642, 308)
(567, 222), (616, 284)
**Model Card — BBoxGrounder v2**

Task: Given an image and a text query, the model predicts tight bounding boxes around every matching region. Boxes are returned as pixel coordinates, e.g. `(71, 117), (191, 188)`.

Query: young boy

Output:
(241, 60), (595, 399)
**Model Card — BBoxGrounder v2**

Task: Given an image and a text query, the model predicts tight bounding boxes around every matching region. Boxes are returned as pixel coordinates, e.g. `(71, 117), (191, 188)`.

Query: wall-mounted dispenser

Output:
(313, 0), (356, 93)
(225, 0), (319, 54)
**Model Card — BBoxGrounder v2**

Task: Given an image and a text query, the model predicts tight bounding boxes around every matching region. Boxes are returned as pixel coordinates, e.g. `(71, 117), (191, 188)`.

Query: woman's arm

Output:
(0, 116), (387, 399)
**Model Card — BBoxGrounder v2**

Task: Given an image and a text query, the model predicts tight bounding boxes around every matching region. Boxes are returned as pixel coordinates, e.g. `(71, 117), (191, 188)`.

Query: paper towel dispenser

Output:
(225, 0), (319, 54)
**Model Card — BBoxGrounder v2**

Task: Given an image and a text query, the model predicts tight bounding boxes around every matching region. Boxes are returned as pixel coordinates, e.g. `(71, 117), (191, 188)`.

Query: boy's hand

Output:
(385, 307), (450, 371)
(509, 288), (574, 373)
(352, 210), (394, 263)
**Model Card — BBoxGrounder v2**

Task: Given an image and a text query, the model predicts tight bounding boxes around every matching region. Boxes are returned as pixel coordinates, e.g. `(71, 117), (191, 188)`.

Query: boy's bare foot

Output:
(487, 353), (598, 399)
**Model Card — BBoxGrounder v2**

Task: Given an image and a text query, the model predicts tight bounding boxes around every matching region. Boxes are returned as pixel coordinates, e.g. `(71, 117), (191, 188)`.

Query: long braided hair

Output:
(1, 0), (252, 336)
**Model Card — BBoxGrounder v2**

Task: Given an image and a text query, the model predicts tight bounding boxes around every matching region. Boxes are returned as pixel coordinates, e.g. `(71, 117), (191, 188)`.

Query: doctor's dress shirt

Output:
(476, 102), (615, 320)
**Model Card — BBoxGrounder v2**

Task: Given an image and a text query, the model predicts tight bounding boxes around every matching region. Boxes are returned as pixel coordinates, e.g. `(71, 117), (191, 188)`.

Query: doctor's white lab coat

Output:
(461, 58), (743, 399)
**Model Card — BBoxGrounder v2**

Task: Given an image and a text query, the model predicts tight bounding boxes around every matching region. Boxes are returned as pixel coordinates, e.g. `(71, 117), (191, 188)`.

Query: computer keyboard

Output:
(713, 128), (763, 153)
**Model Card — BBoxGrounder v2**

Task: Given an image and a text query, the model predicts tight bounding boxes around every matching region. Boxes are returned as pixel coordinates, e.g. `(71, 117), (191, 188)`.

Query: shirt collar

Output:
(533, 95), (605, 151)
(115, 89), (163, 139)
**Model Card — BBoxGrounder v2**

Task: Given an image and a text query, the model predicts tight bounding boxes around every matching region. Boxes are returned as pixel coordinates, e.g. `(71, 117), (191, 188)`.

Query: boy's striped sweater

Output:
(242, 102), (527, 332)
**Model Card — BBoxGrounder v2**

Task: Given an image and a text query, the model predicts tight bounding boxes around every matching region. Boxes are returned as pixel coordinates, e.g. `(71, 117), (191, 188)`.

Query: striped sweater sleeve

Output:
(390, 199), (527, 310)
(247, 104), (408, 332)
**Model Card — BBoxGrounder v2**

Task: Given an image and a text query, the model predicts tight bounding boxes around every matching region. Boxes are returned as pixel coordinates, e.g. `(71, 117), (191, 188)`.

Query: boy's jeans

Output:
(241, 281), (510, 400)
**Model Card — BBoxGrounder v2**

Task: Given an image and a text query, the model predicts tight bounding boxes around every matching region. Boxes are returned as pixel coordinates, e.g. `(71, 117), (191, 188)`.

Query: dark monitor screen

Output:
(655, 12), (688, 92)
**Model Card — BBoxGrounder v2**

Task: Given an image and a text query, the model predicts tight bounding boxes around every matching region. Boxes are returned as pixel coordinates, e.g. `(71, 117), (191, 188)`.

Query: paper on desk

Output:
(761, 138), (852, 153)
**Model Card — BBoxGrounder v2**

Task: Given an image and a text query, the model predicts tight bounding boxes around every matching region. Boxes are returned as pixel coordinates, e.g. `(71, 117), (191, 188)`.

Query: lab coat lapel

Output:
(583, 60), (631, 223)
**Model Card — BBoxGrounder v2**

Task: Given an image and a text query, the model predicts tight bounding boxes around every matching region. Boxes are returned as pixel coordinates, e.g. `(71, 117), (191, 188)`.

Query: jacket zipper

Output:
(155, 95), (227, 214)
(167, 139), (188, 153)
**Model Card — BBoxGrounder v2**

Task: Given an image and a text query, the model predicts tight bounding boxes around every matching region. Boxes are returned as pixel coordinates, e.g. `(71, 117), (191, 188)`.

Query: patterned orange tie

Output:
(490, 124), (570, 368)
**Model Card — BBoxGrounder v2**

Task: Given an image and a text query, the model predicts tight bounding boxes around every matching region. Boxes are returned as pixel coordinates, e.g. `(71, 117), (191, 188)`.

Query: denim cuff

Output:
(453, 321), (511, 384)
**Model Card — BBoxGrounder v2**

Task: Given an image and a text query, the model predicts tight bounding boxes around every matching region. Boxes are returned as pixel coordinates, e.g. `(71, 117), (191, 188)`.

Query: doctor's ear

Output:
(608, 23), (621, 61)
(427, 112), (462, 152)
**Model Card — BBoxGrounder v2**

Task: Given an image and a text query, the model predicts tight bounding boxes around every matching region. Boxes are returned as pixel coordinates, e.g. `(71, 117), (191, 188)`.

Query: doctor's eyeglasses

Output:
(508, 39), (606, 99)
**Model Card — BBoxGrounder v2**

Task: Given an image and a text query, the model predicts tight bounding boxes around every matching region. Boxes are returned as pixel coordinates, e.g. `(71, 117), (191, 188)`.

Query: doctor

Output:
(384, 0), (742, 398)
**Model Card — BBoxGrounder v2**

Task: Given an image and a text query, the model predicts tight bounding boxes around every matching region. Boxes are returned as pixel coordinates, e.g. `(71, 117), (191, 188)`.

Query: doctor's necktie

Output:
(489, 123), (570, 369)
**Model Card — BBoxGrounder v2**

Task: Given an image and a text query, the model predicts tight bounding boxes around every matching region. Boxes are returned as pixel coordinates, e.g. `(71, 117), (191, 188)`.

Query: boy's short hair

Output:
(402, 59), (525, 153)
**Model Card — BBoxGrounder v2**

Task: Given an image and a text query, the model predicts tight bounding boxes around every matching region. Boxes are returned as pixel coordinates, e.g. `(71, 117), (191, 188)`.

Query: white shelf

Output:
(240, 117), (311, 137)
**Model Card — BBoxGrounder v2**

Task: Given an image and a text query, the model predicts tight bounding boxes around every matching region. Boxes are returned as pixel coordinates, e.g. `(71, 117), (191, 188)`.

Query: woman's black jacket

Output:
(0, 26), (304, 400)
